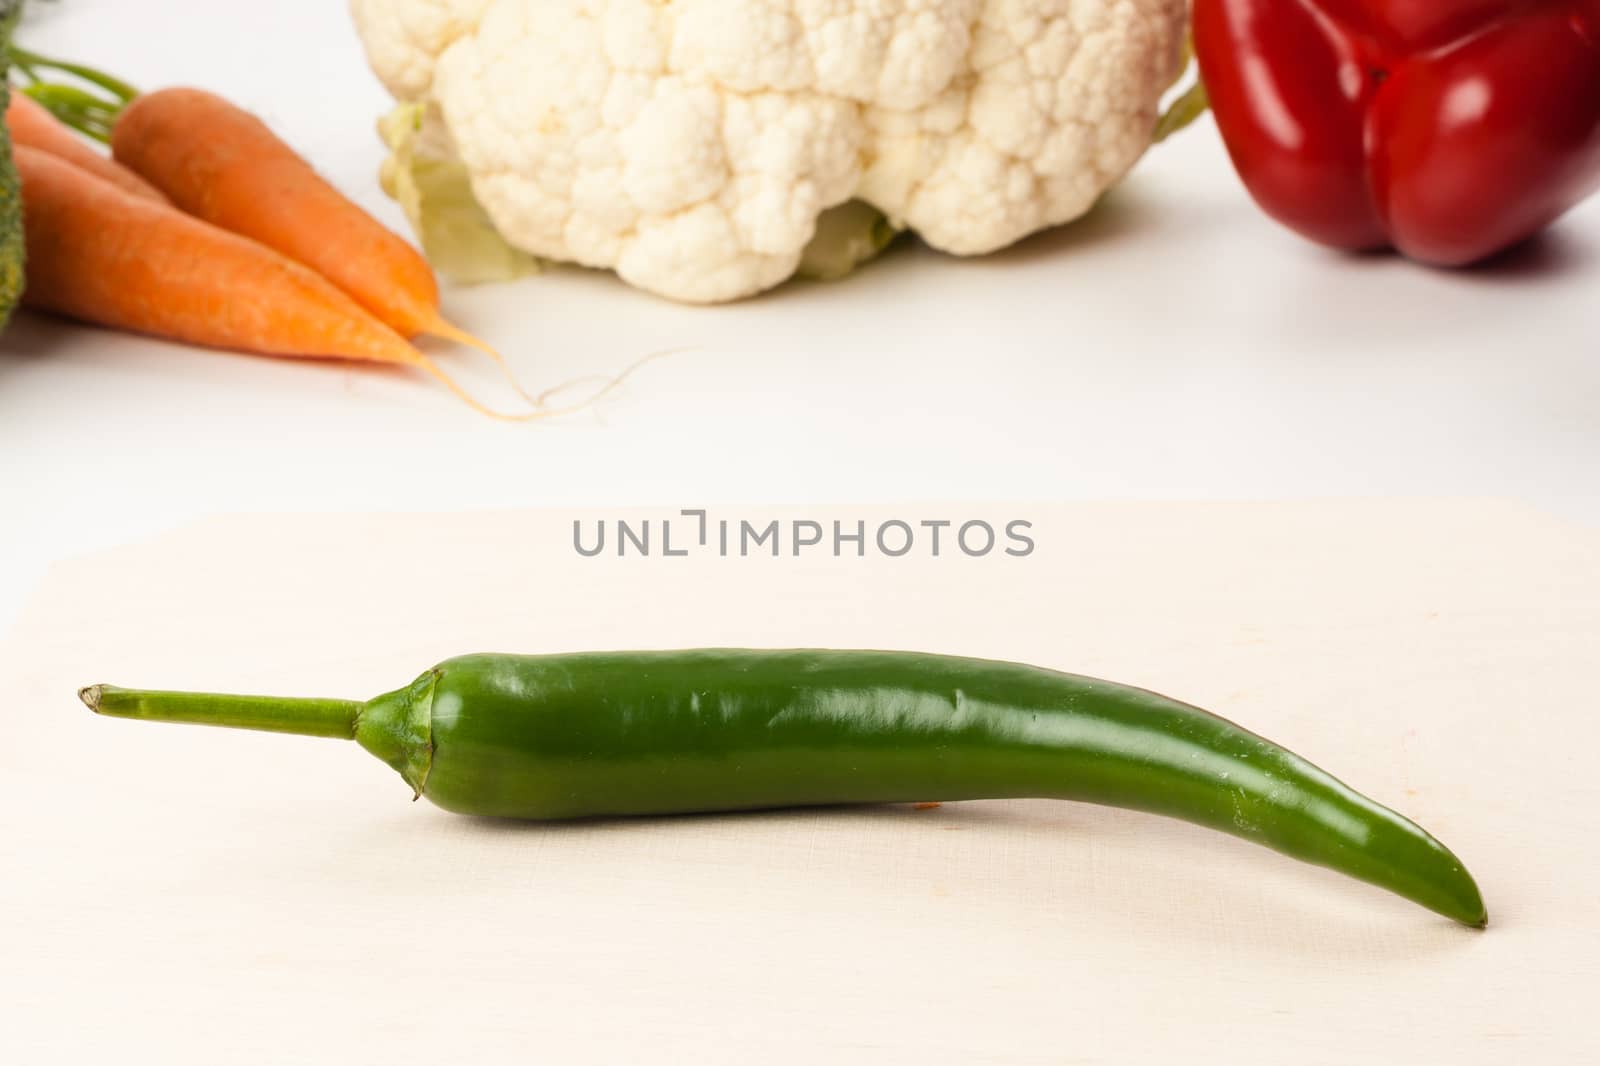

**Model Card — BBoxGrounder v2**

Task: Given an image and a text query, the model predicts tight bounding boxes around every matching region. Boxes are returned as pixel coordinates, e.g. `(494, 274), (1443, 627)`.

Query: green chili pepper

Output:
(81, 650), (1486, 926)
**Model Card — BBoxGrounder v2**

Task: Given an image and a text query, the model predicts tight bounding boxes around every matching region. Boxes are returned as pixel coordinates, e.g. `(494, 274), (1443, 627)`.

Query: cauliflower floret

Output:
(350, 0), (497, 101)
(352, 0), (1187, 302)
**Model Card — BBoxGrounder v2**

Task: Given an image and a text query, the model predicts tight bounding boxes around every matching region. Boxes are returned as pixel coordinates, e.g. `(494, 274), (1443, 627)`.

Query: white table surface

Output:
(2, 0), (1598, 632)
(6, 502), (1597, 1065)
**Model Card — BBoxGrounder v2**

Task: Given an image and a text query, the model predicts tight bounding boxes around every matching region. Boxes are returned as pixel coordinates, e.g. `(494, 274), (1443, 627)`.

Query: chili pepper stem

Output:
(81, 684), (361, 740)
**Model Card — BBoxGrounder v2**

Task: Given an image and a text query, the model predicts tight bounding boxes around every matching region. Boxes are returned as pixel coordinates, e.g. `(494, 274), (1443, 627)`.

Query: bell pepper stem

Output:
(1155, 79), (1210, 143)
(81, 684), (361, 740)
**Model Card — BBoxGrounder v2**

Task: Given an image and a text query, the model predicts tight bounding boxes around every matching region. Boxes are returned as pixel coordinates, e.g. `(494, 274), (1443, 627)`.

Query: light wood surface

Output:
(3, 501), (1595, 1063)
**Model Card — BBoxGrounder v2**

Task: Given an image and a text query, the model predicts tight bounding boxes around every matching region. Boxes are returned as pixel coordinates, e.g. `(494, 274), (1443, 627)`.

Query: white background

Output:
(2, 0), (1598, 630)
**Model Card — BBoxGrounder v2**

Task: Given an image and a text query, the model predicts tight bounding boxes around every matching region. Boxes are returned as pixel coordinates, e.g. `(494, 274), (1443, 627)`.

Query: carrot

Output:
(6, 92), (168, 203)
(15, 144), (538, 419)
(110, 88), (496, 357)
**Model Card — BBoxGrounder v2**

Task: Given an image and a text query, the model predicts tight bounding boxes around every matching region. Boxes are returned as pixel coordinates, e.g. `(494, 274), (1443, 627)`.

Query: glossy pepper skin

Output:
(83, 649), (1486, 926)
(1193, 0), (1600, 264)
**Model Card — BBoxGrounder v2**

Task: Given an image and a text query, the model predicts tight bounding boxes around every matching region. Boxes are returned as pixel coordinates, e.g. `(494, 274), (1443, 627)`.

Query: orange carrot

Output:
(111, 88), (489, 353)
(19, 144), (418, 362)
(6, 92), (168, 204)
(15, 144), (537, 418)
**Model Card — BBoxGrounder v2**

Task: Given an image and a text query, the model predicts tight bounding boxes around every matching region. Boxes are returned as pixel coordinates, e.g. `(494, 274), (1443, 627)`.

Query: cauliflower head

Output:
(352, 0), (1187, 302)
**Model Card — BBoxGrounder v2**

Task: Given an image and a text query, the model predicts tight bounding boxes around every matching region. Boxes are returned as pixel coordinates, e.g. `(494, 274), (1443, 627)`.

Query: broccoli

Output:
(0, 0), (25, 331)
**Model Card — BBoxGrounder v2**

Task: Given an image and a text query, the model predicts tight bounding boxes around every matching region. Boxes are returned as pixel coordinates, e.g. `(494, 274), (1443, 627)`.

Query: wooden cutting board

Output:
(3, 501), (1595, 1064)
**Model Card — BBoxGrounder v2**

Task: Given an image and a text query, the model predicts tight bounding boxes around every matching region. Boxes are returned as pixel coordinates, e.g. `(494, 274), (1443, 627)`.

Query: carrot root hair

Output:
(416, 311), (550, 410)
(411, 345), (681, 422)
(520, 347), (684, 419)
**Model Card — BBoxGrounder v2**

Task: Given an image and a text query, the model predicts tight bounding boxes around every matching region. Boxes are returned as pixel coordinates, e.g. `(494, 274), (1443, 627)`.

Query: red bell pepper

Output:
(1193, 0), (1600, 265)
